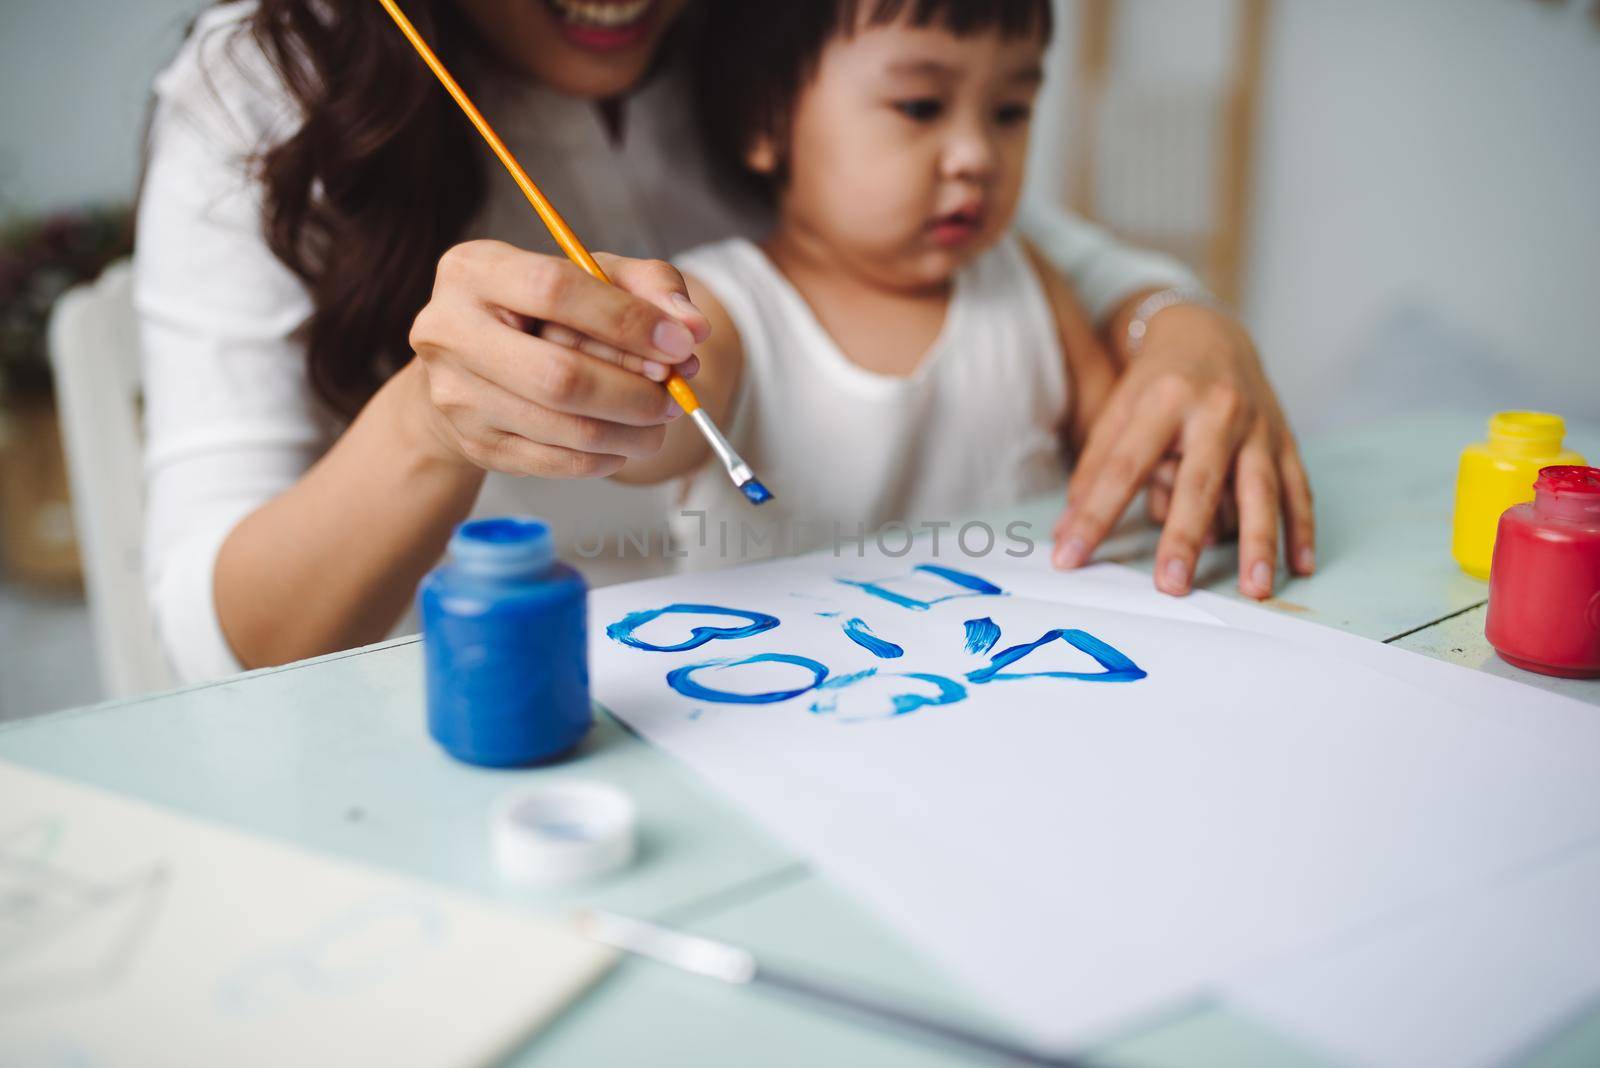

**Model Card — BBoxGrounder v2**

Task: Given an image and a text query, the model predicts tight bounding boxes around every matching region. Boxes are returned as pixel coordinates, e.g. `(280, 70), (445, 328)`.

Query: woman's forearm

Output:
(205, 242), (707, 670)
(213, 360), (484, 669)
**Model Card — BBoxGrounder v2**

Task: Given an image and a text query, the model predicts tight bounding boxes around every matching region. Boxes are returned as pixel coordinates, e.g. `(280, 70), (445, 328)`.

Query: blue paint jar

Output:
(420, 517), (590, 767)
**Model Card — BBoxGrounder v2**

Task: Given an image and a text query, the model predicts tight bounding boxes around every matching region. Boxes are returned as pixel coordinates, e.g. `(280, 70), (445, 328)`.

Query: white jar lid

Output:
(490, 781), (637, 889)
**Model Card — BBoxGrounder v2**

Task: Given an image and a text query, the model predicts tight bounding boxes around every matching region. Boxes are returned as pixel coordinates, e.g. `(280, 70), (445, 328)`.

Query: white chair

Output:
(47, 261), (174, 697)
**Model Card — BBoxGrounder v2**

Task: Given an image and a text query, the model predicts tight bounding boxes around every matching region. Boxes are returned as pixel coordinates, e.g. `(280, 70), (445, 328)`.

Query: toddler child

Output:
(611, 0), (1117, 562)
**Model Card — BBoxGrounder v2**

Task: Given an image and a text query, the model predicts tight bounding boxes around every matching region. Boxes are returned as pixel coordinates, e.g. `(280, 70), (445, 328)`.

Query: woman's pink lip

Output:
(551, 2), (657, 52)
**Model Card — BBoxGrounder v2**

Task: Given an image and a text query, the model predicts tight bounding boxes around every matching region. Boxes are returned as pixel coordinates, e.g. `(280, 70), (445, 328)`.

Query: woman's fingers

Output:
(1234, 429), (1283, 599)
(1280, 442), (1317, 575)
(1213, 487), (1239, 540)
(1146, 457), (1178, 523)
(1064, 380), (1135, 508)
(1152, 391), (1240, 594)
(457, 317), (682, 427)
(538, 322), (700, 383)
(1054, 383), (1186, 568)
(466, 366), (668, 460)
(596, 251), (712, 344)
(435, 241), (699, 367)
(424, 365), (667, 475)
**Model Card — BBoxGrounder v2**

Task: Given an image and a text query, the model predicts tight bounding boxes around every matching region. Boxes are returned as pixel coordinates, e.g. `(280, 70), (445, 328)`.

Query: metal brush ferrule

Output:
(690, 408), (754, 487)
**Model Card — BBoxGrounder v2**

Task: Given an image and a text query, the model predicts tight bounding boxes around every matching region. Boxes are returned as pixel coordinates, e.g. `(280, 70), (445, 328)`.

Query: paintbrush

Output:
(574, 909), (1088, 1067)
(375, 0), (773, 506)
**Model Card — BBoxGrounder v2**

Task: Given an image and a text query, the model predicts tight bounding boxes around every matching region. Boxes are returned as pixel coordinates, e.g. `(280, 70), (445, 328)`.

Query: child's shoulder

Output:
(955, 230), (1052, 303)
(672, 235), (763, 278)
(670, 242), (753, 369)
(670, 236), (783, 353)
(971, 226), (1040, 271)
(1009, 231), (1083, 321)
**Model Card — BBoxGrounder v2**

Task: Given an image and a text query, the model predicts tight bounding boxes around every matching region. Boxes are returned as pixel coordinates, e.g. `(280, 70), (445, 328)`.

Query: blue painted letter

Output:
(842, 617), (904, 659)
(810, 670), (967, 720)
(962, 616), (1001, 655)
(606, 604), (779, 652)
(667, 653), (829, 704)
(838, 564), (1004, 612)
(966, 629), (1146, 684)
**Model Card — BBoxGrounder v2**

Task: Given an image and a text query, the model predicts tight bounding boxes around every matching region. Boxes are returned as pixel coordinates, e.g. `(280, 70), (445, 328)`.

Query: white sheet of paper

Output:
(0, 762), (612, 1067)
(1160, 583), (1600, 1067)
(1227, 841), (1600, 1068)
(590, 544), (1600, 1050)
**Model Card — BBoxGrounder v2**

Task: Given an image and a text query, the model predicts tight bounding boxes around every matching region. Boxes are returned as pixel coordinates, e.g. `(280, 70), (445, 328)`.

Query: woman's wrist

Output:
(1105, 288), (1236, 365)
(379, 358), (480, 479)
(1124, 288), (1227, 356)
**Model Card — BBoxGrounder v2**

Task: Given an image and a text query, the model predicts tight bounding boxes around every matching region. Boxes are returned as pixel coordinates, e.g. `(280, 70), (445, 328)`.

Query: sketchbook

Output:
(0, 762), (612, 1067)
(590, 542), (1600, 1056)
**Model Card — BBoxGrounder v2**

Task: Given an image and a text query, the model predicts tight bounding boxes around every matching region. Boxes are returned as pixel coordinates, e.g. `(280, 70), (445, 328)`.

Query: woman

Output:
(137, 0), (1313, 682)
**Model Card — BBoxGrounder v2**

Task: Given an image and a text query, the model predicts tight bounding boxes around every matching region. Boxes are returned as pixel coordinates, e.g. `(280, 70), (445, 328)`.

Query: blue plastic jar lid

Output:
(449, 516), (555, 577)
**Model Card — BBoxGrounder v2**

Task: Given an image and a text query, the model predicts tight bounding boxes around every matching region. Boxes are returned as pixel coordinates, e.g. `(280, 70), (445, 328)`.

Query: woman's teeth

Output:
(549, 0), (652, 29)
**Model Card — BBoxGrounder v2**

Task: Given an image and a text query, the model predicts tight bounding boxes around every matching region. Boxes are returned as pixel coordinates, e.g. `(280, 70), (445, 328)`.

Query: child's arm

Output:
(609, 272), (746, 485)
(1021, 239), (1119, 456)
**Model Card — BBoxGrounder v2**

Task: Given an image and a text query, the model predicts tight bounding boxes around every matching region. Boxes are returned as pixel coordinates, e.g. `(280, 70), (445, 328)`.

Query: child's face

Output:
(766, 16), (1045, 291)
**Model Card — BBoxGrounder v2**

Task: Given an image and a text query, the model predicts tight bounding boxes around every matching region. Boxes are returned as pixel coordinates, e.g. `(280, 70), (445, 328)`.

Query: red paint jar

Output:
(1485, 465), (1600, 678)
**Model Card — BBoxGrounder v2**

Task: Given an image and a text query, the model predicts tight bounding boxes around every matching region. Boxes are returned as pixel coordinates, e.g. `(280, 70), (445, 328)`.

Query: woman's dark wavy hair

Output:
(694, 0), (1053, 207)
(223, 0), (486, 417)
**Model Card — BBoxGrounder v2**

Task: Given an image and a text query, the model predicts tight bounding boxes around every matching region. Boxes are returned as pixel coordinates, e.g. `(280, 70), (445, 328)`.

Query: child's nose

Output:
(941, 122), (998, 183)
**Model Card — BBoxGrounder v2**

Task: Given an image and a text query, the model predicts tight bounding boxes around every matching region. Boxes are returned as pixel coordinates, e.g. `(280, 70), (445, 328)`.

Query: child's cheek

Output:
(822, 149), (924, 245)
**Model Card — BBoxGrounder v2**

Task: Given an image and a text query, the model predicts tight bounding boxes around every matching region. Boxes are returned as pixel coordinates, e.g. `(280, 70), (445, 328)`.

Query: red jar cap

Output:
(1536, 465), (1600, 495)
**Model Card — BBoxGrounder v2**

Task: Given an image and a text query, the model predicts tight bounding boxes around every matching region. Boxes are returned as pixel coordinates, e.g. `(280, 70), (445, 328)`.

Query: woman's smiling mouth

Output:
(543, 0), (658, 51)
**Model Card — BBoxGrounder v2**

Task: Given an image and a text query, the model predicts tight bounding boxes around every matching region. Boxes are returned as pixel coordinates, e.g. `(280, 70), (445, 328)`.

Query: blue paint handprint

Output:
(605, 565), (1145, 722)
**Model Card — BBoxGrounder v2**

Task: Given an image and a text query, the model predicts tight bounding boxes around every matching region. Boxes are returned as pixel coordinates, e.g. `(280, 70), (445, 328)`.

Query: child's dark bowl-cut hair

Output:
(692, 0), (1054, 205)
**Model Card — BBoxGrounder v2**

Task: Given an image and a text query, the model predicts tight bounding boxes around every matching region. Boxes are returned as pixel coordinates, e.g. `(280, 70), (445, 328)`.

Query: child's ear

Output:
(744, 132), (779, 175)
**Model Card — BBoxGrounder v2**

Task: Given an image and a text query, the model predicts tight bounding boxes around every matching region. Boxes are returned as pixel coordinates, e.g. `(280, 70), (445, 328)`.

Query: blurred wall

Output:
(1246, 0), (1600, 434)
(0, 0), (199, 214)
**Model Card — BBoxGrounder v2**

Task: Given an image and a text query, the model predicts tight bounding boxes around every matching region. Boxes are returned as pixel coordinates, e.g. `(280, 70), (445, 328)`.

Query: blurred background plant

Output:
(0, 202), (133, 600)
(0, 205), (133, 405)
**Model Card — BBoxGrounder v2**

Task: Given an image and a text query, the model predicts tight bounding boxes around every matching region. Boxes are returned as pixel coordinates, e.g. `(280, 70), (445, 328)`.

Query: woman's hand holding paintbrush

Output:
(407, 239), (708, 481)
(379, 0), (772, 504)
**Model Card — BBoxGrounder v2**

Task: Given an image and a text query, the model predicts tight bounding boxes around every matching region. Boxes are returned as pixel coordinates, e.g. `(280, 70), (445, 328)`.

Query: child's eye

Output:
(995, 103), (1032, 127)
(894, 98), (944, 122)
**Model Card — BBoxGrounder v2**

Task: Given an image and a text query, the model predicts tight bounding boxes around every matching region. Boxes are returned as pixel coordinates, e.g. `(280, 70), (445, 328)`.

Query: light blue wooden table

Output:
(5, 411), (1598, 1067)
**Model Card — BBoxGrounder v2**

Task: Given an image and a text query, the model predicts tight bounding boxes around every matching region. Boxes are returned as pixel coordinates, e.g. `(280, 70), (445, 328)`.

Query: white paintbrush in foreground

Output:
(574, 909), (1085, 1067)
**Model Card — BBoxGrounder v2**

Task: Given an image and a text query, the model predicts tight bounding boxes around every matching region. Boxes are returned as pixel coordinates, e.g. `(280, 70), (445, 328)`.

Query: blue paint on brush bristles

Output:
(740, 479), (774, 505)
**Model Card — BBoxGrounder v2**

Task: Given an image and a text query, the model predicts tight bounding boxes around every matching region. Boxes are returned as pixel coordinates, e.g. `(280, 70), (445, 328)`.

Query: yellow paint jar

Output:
(1452, 411), (1586, 579)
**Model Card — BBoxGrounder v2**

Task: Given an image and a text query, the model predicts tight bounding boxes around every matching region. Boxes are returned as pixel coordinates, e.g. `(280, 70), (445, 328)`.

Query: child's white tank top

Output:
(670, 233), (1067, 567)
